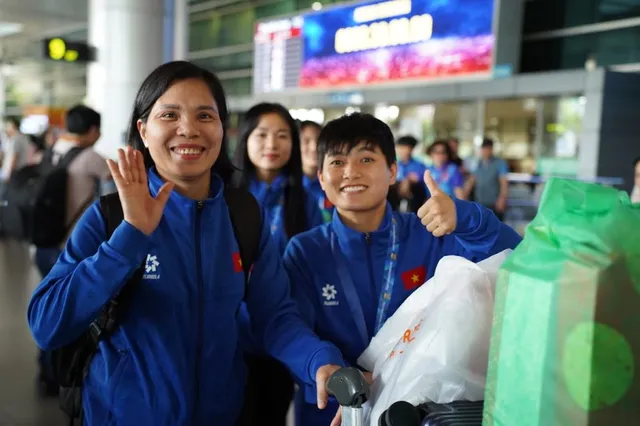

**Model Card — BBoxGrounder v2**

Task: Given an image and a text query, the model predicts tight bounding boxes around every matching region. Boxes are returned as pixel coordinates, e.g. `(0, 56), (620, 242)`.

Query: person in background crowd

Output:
(447, 137), (464, 170)
(632, 157), (640, 203)
(34, 105), (110, 277)
(426, 140), (465, 199)
(394, 135), (428, 212)
(234, 103), (324, 426)
(465, 138), (509, 220)
(282, 113), (522, 426)
(0, 116), (30, 188)
(395, 135), (426, 183)
(28, 61), (343, 426)
(300, 120), (333, 222)
(30, 127), (59, 164)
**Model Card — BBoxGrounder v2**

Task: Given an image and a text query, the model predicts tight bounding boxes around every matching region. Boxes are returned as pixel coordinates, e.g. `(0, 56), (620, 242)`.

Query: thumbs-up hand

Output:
(417, 170), (456, 237)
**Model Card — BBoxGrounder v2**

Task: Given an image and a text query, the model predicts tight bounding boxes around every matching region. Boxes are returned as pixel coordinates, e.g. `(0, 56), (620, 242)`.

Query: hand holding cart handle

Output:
(326, 367), (370, 426)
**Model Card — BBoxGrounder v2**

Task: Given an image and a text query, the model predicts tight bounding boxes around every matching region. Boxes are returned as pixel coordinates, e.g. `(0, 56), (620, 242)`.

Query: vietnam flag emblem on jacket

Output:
(401, 265), (427, 290)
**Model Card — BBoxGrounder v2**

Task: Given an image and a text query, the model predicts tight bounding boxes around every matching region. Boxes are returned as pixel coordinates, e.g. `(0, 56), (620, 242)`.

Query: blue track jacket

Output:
(283, 200), (522, 426)
(397, 158), (427, 182)
(239, 174), (324, 355)
(249, 174), (323, 256)
(303, 175), (334, 223)
(27, 168), (344, 426)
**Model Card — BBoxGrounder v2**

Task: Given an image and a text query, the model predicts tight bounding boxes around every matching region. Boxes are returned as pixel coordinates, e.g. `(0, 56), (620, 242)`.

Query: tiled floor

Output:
(0, 240), (65, 426)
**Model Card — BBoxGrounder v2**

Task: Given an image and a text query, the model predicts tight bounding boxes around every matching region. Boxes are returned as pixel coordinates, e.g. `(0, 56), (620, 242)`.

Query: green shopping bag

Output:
(483, 178), (640, 426)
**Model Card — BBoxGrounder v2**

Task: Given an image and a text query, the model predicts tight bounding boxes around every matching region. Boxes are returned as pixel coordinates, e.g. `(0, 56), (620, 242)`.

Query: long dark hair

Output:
(125, 60), (235, 183)
(234, 103), (308, 239)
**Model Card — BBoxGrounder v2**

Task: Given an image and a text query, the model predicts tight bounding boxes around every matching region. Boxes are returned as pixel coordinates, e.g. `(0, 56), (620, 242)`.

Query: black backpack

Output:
(0, 147), (86, 247)
(54, 187), (262, 424)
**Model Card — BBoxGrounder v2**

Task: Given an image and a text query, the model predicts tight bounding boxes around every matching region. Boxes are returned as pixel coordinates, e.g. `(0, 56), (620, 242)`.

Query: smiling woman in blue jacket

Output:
(26, 61), (343, 426)
(283, 113), (523, 426)
(233, 103), (325, 425)
(234, 103), (324, 255)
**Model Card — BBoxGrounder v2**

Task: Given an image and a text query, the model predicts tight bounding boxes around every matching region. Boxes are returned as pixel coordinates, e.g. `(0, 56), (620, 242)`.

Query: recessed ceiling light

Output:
(0, 22), (23, 38)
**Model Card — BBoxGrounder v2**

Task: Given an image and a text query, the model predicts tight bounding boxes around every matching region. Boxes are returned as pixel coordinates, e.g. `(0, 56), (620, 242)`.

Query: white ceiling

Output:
(0, 0), (87, 58)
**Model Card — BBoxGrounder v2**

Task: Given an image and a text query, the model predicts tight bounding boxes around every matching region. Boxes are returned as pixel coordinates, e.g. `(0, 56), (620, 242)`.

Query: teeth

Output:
(174, 148), (203, 155)
(342, 185), (366, 193)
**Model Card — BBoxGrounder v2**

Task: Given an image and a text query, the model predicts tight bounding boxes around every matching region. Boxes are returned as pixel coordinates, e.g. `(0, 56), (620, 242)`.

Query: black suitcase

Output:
(379, 400), (484, 426)
(420, 401), (484, 426)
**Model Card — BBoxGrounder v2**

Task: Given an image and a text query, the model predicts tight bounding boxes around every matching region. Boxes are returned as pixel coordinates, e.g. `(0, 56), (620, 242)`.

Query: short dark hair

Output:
(396, 135), (418, 148)
(66, 105), (101, 134)
(234, 102), (308, 239)
(317, 113), (396, 170)
(4, 116), (21, 129)
(427, 139), (453, 159)
(299, 120), (322, 133)
(481, 138), (494, 149)
(126, 60), (234, 183)
(634, 157), (640, 168)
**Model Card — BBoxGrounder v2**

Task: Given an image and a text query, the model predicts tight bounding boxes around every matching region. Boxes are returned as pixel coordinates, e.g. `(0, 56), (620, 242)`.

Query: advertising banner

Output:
(300, 0), (496, 88)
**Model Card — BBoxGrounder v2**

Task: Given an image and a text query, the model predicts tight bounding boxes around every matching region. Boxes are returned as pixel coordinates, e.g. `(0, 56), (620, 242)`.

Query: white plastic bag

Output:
(358, 251), (511, 426)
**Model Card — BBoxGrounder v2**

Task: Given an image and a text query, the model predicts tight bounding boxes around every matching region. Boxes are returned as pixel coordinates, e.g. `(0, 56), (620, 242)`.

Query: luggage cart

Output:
(327, 368), (483, 426)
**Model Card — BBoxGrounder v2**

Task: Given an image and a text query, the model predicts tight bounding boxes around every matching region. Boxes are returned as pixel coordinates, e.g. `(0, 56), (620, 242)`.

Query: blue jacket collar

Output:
(147, 167), (224, 205)
(302, 174), (318, 187)
(332, 202), (393, 258)
(249, 174), (288, 206)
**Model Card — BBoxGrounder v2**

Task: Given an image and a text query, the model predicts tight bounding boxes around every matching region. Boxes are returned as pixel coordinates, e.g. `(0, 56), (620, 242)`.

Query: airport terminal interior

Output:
(1, 0), (640, 425)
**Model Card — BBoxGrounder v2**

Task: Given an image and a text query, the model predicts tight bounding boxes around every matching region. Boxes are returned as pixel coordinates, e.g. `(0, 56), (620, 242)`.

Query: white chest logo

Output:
(322, 284), (339, 307)
(144, 254), (161, 280)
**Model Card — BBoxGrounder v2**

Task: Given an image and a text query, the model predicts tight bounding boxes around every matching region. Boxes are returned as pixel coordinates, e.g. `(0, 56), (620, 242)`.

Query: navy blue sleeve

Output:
(305, 192), (324, 229)
(283, 237), (318, 328)
(246, 217), (344, 385)
(27, 201), (151, 350)
(437, 199), (522, 259)
(284, 234), (352, 404)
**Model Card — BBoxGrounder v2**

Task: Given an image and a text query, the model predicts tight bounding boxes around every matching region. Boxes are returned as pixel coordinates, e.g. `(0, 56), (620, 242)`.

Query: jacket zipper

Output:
(365, 232), (376, 322)
(192, 200), (205, 423)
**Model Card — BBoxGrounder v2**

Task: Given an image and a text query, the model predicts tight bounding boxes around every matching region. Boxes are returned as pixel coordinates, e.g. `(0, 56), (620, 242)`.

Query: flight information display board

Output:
(253, 0), (497, 94)
(253, 15), (304, 94)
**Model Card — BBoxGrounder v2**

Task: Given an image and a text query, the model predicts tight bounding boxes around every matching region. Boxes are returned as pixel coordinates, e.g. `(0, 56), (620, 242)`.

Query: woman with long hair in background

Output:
(234, 102), (324, 425)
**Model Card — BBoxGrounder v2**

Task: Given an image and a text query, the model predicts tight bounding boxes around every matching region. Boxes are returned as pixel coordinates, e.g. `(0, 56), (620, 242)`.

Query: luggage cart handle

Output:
(326, 366), (370, 408)
(326, 367), (370, 426)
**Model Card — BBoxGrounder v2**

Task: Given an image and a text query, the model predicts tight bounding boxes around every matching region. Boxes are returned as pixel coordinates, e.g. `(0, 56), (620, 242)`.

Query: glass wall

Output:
(484, 99), (537, 173)
(192, 51), (253, 72)
(189, 0), (332, 51)
(536, 96), (585, 175)
(521, 26), (640, 72)
(524, 0), (640, 34)
(358, 95), (587, 174)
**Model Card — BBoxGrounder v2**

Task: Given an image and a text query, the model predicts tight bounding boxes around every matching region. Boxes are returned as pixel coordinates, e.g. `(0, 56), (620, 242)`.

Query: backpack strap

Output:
(99, 192), (124, 239)
(87, 193), (144, 347)
(223, 187), (262, 294)
(56, 146), (87, 169)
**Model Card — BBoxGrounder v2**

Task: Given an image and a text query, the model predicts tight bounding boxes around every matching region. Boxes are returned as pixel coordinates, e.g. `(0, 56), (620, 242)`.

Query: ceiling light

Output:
(0, 22), (23, 38)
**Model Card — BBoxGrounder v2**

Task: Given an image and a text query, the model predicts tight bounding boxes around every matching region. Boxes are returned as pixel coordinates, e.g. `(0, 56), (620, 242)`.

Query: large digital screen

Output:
(301, 0), (495, 88)
(252, 0), (497, 94)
